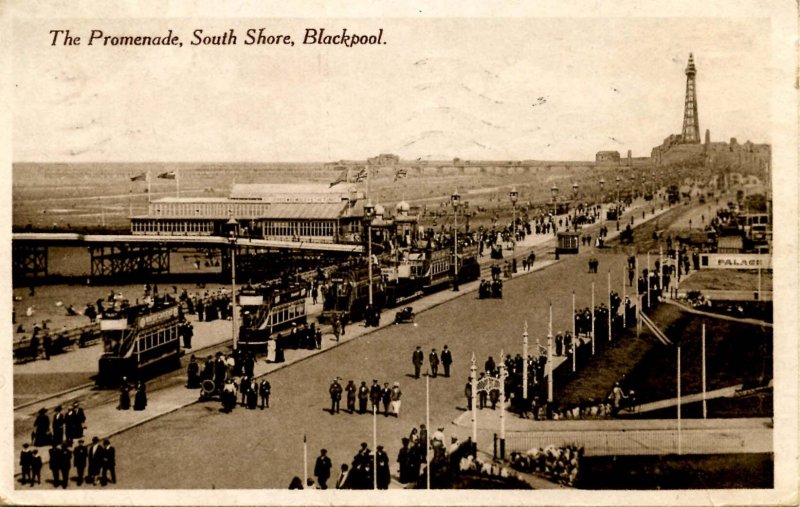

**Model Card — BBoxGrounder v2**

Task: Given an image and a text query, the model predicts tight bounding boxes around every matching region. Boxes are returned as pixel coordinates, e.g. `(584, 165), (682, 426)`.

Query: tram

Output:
(237, 282), (308, 350)
(321, 265), (385, 324)
(382, 242), (481, 308)
(96, 298), (183, 386)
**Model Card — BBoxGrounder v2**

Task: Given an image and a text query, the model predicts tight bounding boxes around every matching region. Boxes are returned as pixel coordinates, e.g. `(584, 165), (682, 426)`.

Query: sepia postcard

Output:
(1, 0), (797, 505)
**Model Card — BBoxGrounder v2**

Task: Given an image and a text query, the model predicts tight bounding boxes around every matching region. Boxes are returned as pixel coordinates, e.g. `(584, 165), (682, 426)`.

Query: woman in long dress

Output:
(266, 339), (276, 363)
(117, 379), (131, 410)
(133, 381), (148, 411)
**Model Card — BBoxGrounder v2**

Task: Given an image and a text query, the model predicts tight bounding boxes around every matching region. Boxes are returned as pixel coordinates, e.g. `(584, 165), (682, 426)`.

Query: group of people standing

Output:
(32, 402), (87, 447)
(117, 378), (148, 411)
(328, 378), (402, 417)
(411, 345), (453, 379)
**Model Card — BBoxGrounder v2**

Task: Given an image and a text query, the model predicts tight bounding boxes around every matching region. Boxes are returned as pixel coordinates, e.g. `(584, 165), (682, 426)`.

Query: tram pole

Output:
(499, 349), (506, 459)
(677, 345), (682, 455)
(607, 270), (612, 342)
(591, 282), (595, 355)
(646, 251), (651, 310)
(622, 264), (626, 328)
(701, 324), (707, 419)
(229, 234), (238, 351)
(303, 434), (308, 487)
(571, 292), (576, 372)
(470, 353), (478, 445)
(522, 321), (529, 400)
(426, 373), (430, 490)
(373, 405), (378, 490)
(547, 303), (553, 403)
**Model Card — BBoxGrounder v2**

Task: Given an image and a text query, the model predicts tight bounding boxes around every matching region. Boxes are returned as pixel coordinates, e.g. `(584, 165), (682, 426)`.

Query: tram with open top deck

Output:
(96, 297), (183, 386)
(237, 281), (308, 350)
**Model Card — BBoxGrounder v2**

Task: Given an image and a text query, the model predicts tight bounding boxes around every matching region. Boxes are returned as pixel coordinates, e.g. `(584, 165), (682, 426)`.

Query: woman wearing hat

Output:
(32, 408), (50, 447)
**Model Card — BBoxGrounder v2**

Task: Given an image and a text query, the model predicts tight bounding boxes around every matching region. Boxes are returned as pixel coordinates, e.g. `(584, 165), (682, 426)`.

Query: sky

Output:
(12, 17), (772, 162)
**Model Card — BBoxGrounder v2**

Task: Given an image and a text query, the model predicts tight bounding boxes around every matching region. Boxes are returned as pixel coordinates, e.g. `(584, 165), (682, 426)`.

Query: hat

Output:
(438, 426), (444, 431)
(393, 382), (399, 387)
(38, 408), (46, 414)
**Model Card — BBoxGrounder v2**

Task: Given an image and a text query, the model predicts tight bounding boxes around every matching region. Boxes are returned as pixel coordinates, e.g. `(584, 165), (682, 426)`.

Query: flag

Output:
(351, 167), (368, 183)
(329, 168), (348, 187)
(130, 172), (147, 182)
(157, 171), (176, 180)
(394, 167), (408, 182)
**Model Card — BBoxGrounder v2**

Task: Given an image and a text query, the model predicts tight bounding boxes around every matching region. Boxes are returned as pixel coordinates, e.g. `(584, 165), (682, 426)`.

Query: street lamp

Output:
(451, 190), (461, 291)
(599, 178), (606, 206)
(509, 187), (518, 273)
(550, 184), (559, 216)
(615, 175), (621, 203)
(226, 218), (239, 351)
(363, 201), (376, 308)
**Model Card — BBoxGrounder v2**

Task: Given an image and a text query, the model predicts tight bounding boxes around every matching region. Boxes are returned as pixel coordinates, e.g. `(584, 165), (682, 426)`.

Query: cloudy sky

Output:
(12, 17), (772, 162)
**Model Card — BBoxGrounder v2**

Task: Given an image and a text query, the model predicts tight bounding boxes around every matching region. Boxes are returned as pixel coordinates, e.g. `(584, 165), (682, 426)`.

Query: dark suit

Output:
(441, 349), (453, 377)
(59, 447), (72, 489)
(101, 445), (116, 484)
(314, 455), (332, 489)
(412, 350), (424, 378)
(87, 443), (103, 484)
(73, 444), (87, 485)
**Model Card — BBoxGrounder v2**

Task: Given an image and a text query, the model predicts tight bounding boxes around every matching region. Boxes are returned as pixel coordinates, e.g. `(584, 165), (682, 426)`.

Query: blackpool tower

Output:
(681, 53), (701, 144)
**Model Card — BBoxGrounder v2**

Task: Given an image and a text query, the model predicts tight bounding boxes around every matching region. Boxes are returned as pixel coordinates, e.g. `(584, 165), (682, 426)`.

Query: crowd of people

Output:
(509, 444), (583, 487)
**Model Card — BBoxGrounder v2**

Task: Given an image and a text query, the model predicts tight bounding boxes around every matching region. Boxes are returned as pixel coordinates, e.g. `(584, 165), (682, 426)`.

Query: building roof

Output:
(260, 202), (348, 220)
(230, 183), (347, 201)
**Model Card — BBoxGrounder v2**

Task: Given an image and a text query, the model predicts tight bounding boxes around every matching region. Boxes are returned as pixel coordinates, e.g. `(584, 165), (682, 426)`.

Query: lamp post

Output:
(522, 321), (529, 400)
(509, 187), (518, 273)
(599, 177), (606, 204)
(226, 218), (239, 351)
(550, 183), (559, 211)
(363, 201), (375, 307)
(451, 190), (461, 291)
(615, 175), (621, 203)
(470, 353), (477, 445)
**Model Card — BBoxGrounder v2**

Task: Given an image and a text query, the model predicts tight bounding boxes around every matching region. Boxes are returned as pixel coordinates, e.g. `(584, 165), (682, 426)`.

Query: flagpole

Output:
(426, 374), (431, 490)
(608, 270), (612, 342)
(303, 434), (308, 487)
(147, 171), (151, 204)
(571, 292), (576, 372)
(677, 345), (682, 455)
(701, 324), (707, 419)
(176, 170), (180, 198)
(547, 302), (553, 403)
(591, 282), (595, 355)
(373, 405), (378, 490)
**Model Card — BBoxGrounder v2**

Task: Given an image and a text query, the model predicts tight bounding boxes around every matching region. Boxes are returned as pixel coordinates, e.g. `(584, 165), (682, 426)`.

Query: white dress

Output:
(266, 340), (276, 362)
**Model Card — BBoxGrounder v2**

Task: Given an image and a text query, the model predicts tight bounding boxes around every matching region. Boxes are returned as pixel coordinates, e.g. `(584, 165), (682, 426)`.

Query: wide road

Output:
(89, 249), (639, 489)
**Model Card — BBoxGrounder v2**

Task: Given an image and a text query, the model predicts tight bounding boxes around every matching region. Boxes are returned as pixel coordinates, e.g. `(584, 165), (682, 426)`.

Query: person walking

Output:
(73, 439), (87, 486)
(52, 406), (65, 446)
(375, 446), (390, 490)
(329, 378), (342, 414)
(313, 449), (333, 490)
(412, 346), (424, 379)
(381, 382), (391, 417)
(390, 382), (402, 417)
(48, 444), (61, 488)
(32, 408), (50, 447)
(345, 380), (357, 414)
(357, 381), (369, 414)
(101, 439), (116, 485)
(259, 379), (271, 409)
(19, 443), (32, 485)
(58, 442), (72, 489)
(429, 349), (440, 378)
(86, 436), (103, 485)
(117, 379), (131, 410)
(441, 345), (453, 377)
(133, 381), (148, 411)
(369, 380), (382, 415)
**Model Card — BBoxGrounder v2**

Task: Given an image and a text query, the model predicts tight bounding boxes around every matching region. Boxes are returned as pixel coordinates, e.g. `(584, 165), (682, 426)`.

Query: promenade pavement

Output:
(12, 192), (678, 478)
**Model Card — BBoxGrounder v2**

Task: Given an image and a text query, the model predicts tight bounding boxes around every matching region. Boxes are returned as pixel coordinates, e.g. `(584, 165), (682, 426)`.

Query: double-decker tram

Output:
(237, 282), (308, 350)
(96, 297), (183, 386)
(321, 264), (385, 324)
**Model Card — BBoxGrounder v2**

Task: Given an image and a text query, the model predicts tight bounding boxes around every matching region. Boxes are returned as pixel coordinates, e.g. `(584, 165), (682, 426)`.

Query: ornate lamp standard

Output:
(615, 175), (621, 203)
(226, 218), (239, 351)
(550, 183), (559, 216)
(509, 187), (518, 273)
(363, 201), (376, 307)
(451, 190), (461, 291)
(599, 177), (606, 205)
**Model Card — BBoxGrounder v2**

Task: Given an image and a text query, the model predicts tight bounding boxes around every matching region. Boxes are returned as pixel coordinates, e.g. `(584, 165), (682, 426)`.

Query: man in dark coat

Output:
(101, 439), (116, 485)
(369, 380), (382, 415)
(66, 402), (86, 440)
(259, 379), (271, 409)
(313, 449), (332, 490)
(375, 446), (390, 489)
(329, 379), (342, 414)
(58, 442), (72, 489)
(48, 444), (61, 488)
(87, 436), (104, 485)
(381, 382), (391, 417)
(397, 438), (411, 483)
(52, 406), (65, 446)
(441, 345), (453, 377)
(73, 439), (87, 486)
(19, 443), (32, 485)
(429, 349), (440, 377)
(412, 346), (424, 379)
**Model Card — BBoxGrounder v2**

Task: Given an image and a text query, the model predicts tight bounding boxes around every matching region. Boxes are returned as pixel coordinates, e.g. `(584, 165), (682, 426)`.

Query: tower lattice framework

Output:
(681, 53), (700, 144)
